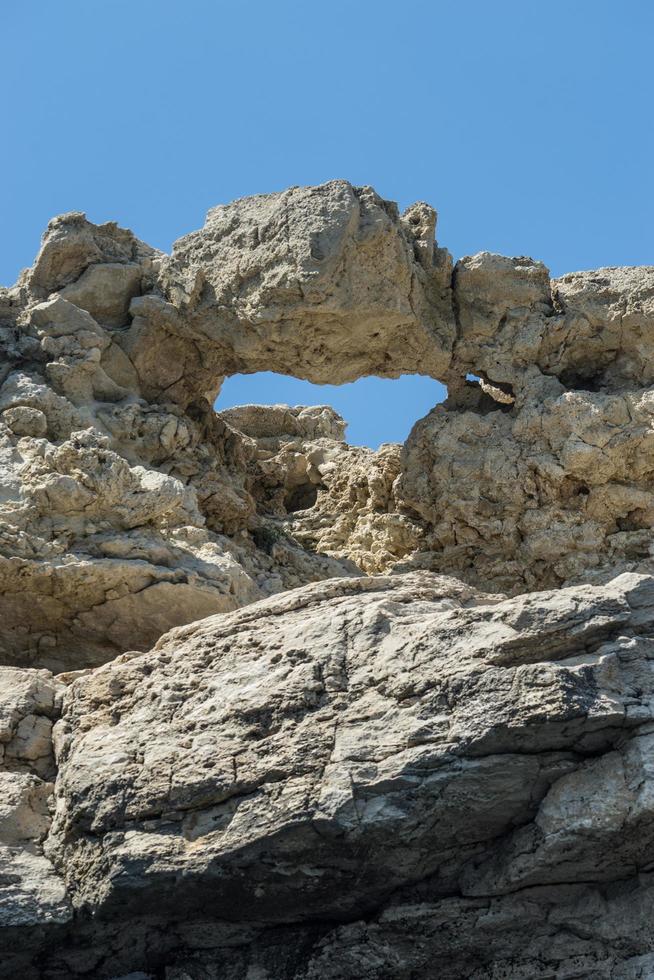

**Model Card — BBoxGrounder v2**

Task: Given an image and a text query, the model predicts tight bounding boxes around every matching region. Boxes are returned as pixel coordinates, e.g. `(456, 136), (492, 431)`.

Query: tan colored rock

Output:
(60, 261), (143, 327)
(220, 403), (421, 573)
(157, 181), (455, 388)
(4, 182), (654, 975)
(450, 253), (654, 395)
(545, 266), (654, 388)
(3, 180), (654, 664)
(218, 402), (347, 442)
(2, 405), (47, 437)
(452, 251), (552, 386)
(398, 379), (654, 593)
(26, 211), (157, 297)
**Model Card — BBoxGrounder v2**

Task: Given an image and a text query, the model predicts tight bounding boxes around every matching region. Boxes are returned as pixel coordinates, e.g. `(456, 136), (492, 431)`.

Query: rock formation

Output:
(2, 180), (654, 977)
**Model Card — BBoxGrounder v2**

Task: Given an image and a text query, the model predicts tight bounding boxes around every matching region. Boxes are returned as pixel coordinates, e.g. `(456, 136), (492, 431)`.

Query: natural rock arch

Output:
(2, 179), (654, 671)
(119, 181), (456, 408)
(215, 371), (449, 450)
(5, 181), (654, 978)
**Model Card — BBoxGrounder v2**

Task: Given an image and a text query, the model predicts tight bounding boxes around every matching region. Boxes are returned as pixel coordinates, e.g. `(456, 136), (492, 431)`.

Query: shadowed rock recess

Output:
(2, 180), (654, 977)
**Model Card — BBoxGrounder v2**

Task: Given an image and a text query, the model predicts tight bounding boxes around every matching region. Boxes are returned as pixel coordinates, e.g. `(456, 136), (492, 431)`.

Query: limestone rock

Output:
(1, 571), (653, 975)
(220, 403), (421, 573)
(399, 312), (654, 593)
(545, 265), (654, 388)
(0, 667), (70, 940)
(218, 403), (348, 443)
(451, 252), (654, 395)
(49, 571), (646, 920)
(26, 211), (158, 298)
(158, 181), (455, 387)
(3, 181), (654, 975)
(60, 262), (144, 328)
(5, 180), (654, 640)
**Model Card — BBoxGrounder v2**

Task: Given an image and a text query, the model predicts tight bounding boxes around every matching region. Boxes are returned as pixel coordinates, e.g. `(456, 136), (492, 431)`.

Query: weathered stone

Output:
(2, 181), (654, 975)
(398, 379), (654, 593)
(158, 181), (455, 387)
(26, 211), (157, 298)
(0, 666), (70, 947)
(0, 571), (651, 975)
(2, 405), (47, 437)
(59, 261), (143, 327)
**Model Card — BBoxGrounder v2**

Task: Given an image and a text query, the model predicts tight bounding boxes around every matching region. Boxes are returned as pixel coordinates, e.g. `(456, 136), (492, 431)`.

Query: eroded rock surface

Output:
(3, 572), (654, 976)
(397, 256), (654, 594)
(218, 403), (421, 574)
(3, 181), (654, 976)
(3, 180), (654, 670)
(157, 183), (455, 390)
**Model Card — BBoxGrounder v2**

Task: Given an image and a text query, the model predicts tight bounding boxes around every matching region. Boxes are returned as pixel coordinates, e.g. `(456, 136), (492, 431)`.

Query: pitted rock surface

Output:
(3, 181), (654, 976)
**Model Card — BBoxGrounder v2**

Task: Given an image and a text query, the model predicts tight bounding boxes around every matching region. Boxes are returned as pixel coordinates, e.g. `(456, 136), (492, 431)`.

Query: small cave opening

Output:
(215, 371), (449, 449)
(616, 509), (651, 533)
(558, 368), (606, 392)
(459, 373), (515, 414)
(284, 483), (320, 513)
(560, 477), (591, 502)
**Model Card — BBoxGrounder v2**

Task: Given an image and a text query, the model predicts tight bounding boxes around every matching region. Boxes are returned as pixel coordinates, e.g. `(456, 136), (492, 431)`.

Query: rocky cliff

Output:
(2, 181), (654, 978)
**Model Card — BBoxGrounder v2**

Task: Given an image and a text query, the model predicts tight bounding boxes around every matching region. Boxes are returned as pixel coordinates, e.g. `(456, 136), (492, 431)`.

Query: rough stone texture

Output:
(3, 181), (654, 975)
(0, 667), (70, 937)
(4, 180), (654, 670)
(218, 403), (421, 574)
(396, 257), (654, 595)
(156, 182), (455, 392)
(3, 572), (654, 976)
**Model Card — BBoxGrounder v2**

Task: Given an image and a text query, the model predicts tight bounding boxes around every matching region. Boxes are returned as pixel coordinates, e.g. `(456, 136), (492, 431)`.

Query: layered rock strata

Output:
(2, 181), (654, 976)
(5, 572), (654, 977)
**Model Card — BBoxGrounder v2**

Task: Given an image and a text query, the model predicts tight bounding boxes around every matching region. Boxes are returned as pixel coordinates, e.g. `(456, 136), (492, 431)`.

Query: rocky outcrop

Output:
(218, 403), (421, 573)
(397, 257), (654, 594)
(0, 666), (70, 938)
(156, 184), (455, 392)
(3, 180), (654, 975)
(4, 572), (654, 976)
(3, 180), (654, 670)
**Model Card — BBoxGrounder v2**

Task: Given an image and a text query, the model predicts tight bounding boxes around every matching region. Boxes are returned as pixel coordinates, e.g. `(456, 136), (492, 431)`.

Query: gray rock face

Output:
(4, 572), (654, 976)
(0, 667), (70, 937)
(3, 181), (654, 975)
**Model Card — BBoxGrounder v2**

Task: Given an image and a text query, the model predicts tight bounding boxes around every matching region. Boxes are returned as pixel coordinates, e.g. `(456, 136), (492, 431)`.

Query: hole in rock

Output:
(617, 509), (650, 533)
(561, 477), (591, 502)
(284, 483), (320, 513)
(559, 368), (605, 392)
(215, 372), (448, 449)
(462, 374), (514, 413)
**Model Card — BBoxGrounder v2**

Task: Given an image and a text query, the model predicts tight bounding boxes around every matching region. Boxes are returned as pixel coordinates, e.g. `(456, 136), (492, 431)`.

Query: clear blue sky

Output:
(2, 1), (652, 446)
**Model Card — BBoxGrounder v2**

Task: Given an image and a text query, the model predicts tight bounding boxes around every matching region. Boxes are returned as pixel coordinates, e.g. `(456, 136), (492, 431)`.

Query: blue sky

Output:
(2, 1), (652, 446)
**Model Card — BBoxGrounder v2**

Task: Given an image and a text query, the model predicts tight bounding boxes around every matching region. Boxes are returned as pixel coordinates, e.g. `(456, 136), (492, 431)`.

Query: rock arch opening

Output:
(212, 372), (451, 590)
(215, 372), (448, 449)
(8, 178), (653, 679)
